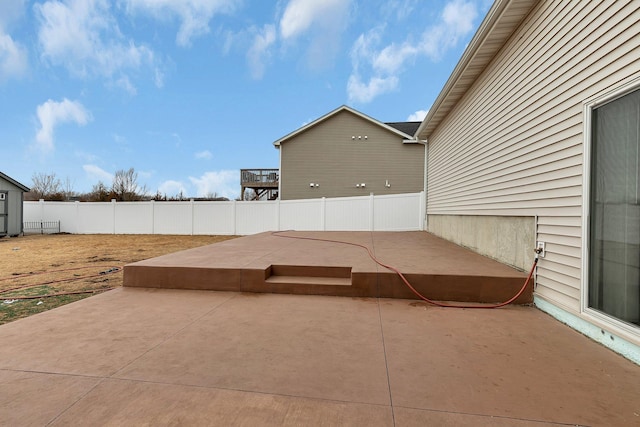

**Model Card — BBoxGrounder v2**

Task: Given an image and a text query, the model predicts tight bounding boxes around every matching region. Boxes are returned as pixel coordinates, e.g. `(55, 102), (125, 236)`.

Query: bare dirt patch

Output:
(0, 234), (237, 324)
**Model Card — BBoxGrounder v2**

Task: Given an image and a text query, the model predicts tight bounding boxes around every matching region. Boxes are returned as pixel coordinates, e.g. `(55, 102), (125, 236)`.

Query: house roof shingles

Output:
(385, 122), (421, 136)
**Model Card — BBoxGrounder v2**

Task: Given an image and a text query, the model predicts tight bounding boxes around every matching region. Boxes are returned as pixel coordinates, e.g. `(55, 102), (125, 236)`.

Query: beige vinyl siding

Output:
(280, 110), (424, 200)
(427, 0), (640, 314)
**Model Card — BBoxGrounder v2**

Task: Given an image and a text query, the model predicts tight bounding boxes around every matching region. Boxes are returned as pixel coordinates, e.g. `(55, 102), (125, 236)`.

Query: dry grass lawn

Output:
(0, 234), (237, 324)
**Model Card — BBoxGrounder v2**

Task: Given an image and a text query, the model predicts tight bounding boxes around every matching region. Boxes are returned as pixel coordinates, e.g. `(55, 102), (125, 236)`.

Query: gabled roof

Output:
(273, 105), (415, 147)
(0, 171), (30, 192)
(415, 0), (538, 141)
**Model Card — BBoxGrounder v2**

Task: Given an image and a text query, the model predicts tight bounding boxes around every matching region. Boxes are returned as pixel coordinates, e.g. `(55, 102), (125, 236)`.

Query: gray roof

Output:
(0, 172), (30, 192)
(385, 122), (421, 136)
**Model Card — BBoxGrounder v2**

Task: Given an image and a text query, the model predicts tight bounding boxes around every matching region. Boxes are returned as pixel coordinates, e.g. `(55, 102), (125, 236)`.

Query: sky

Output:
(0, 0), (492, 200)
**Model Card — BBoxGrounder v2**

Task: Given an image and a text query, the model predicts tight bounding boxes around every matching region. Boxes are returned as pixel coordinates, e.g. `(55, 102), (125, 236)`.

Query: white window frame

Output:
(581, 77), (640, 338)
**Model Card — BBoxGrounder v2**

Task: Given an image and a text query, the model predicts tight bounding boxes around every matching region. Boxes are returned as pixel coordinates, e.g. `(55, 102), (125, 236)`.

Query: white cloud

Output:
(83, 164), (113, 183)
(347, 0), (478, 104)
(407, 109), (428, 121)
(381, 0), (418, 21)
(279, 0), (352, 70)
(279, 0), (348, 40)
(347, 74), (398, 104)
(195, 150), (213, 160)
(158, 180), (188, 197)
(0, 0), (28, 83)
(372, 42), (418, 75)
(189, 170), (239, 199)
(0, 0), (26, 30)
(114, 76), (137, 95)
(138, 170), (153, 179)
(0, 33), (27, 82)
(35, 0), (156, 90)
(246, 24), (276, 80)
(35, 98), (92, 152)
(122, 0), (240, 47)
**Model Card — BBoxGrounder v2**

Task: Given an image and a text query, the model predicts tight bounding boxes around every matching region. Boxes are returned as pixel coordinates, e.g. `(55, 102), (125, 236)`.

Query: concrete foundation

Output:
(428, 215), (536, 271)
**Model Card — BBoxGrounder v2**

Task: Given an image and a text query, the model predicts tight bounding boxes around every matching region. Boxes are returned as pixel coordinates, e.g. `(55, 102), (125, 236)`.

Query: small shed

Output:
(0, 172), (30, 237)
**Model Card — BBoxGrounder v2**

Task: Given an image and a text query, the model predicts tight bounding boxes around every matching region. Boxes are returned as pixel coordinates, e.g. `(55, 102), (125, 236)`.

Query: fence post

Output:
(150, 200), (155, 235)
(190, 199), (195, 236)
(321, 197), (326, 231)
(75, 201), (80, 234)
(111, 199), (116, 234)
(419, 191), (426, 230)
(39, 199), (44, 223)
(369, 193), (375, 231)
(275, 199), (281, 231)
(232, 200), (237, 235)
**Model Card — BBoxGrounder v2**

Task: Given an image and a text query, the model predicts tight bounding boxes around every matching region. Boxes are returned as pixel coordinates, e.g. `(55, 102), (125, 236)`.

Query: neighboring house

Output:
(415, 0), (640, 361)
(0, 172), (29, 237)
(273, 106), (424, 200)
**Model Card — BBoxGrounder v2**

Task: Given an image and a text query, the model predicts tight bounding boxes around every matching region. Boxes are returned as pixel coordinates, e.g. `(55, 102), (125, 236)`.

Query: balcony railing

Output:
(241, 169), (279, 187)
(240, 169), (279, 200)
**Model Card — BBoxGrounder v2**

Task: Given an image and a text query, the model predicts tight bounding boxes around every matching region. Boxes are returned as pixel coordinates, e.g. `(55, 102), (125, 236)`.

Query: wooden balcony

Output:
(241, 169), (279, 200)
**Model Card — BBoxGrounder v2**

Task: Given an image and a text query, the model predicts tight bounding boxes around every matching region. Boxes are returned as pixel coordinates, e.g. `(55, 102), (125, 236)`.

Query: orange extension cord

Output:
(0, 266), (122, 300)
(272, 231), (538, 309)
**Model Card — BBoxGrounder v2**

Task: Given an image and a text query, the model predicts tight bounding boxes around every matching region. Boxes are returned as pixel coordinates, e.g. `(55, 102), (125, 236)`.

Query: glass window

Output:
(589, 88), (640, 327)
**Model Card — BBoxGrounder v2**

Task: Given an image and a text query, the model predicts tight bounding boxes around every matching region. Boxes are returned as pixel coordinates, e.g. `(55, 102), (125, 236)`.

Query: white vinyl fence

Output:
(23, 192), (425, 235)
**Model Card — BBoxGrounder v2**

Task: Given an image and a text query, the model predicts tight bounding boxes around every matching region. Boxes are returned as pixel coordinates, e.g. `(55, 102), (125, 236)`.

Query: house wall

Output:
(0, 177), (25, 236)
(428, 215), (535, 271)
(280, 110), (424, 200)
(426, 0), (640, 341)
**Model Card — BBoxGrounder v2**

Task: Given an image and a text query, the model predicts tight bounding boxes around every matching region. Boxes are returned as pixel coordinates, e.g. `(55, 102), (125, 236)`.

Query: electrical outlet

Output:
(536, 241), (546, 258)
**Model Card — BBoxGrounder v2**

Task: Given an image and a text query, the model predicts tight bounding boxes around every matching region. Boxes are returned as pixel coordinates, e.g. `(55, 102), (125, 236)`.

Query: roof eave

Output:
(415, 0), (538, 141)
(0, 172), (30, 192)
(273, 105), (412, 147)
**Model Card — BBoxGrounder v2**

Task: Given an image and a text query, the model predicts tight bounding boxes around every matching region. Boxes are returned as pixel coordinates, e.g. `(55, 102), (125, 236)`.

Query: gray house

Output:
(273, 105), (425, 200)
(0, 172), (29, 237)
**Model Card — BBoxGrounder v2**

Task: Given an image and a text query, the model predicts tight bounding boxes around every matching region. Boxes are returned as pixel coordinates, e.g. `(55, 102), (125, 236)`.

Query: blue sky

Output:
(0, 0), (491, 199)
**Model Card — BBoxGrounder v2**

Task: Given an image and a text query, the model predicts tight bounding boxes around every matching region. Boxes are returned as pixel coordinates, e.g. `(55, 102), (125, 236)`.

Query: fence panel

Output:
(115, 202), (154, 234)
(193, 202), (235, 235)
(235, 201), (278, 235)
(77, 203), (114, 234)
(37, 202), (77, 233)
(153, 202), (193, 235)
(279, 199), (323, 231)
(373, 193), (423, 231)
(325, 196), (371, 231)
(23, 192), (423, 235)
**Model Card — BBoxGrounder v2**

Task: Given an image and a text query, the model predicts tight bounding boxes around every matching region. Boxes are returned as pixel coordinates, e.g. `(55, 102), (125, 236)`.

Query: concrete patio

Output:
(0, 232), (639, 426)
(0, 288), (639, 426)
(124, 231), (532, 303)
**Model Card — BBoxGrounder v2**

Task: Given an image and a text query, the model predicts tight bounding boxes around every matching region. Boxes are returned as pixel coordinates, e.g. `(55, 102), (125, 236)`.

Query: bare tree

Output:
(88, 181), (111, 202)
(62, 177), (76, 200)
(29, 172), (62, 200)
(111, 168), (148, 201)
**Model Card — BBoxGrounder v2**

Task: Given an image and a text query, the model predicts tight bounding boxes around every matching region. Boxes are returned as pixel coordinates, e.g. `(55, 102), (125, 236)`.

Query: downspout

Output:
(414, 139), (428, 230)
(277, 146), (282, 200)
(403, 137), (428, 230)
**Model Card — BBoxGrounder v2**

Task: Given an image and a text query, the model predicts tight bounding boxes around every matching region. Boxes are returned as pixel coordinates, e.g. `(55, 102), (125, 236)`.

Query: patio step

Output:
(265, 265), (352, 287)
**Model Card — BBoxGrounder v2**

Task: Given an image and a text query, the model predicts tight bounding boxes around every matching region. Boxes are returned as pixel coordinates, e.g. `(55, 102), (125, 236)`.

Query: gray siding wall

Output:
(427, 0), (640, 314)
(0, 177), (25, 235)
(280, 110), (424, 200)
